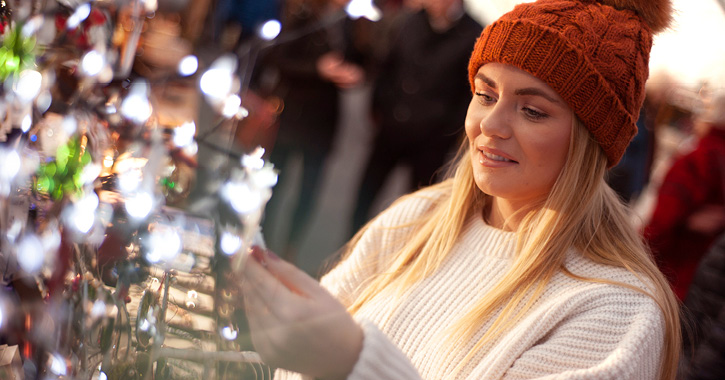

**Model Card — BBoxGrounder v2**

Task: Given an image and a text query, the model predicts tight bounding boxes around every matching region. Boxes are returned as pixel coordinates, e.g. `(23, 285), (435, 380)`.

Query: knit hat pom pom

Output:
(597, 0), (673, 33)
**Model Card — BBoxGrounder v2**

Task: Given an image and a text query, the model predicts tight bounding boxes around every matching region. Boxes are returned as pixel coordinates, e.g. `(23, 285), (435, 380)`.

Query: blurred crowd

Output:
(150, 0), (725, 378)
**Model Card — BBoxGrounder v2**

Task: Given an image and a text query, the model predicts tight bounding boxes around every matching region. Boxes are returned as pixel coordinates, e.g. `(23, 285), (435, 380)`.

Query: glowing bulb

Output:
(221, 325), (238, 340)
(121, 94), (152, 124)
(80, 163), (101, 184)
(241, 151), (265, 170)
(105, 103), (117, 115)
(185, 290), (198, 308)
(173, 121), (196, 147)
(62, 116), (78, 135)
(21, 15), (44, 37)
(17, 234), (44, 274)
(125, 192), (154, 219)
(21, 114), (32, 133)
(67, 3), (91, 29)
(200, 55), (237, 103)
(49, 354), (67, 376)
(73, 214), (94, 233)
(147, 228), (182, 263)
(144, 0), (158, 12)
(103, 155), (114, 168)
(182, 141), (198, 156)
(36, 91), (52, 113)
(0, 149), (21, 180)
(81, 50), (105, 77)
(346, 0), (381, 21)
(14, 70), (43, 103)
(222, 181), (261, 214)
(121, 81), (152, 124)
(90, 300), (106, 319)
(237, 106), (250, 119)
(200, 68), (233, 101)
(222, 94), (242, 118)
(97, 371), (108, 380)
(252, 165), (279, 188)
(178, 55), (198, 76)
(220, 231), (242, 255)
(118, 170), (141, 192)
(259, 20), (281, 41)
(70, 192), (99, 233)
(139, 318), (150, 331)
(41, 226), (61, 253)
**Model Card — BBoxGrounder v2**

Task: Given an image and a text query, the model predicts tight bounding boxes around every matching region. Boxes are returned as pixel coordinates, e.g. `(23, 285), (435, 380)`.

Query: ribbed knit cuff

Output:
(348, 318), (421, 380)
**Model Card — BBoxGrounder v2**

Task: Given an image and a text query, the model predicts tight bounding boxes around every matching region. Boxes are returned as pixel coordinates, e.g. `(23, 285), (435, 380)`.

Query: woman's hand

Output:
(240, 246), (363, 380)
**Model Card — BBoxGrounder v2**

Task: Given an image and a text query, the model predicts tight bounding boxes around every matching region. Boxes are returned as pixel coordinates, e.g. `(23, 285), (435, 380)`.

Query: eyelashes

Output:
(473, 92), (549, 121)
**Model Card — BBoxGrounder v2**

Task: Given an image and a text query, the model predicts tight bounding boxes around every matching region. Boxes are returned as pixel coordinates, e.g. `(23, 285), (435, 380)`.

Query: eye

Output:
(522, 106), (548, 121)
(474, 92), (496, 105)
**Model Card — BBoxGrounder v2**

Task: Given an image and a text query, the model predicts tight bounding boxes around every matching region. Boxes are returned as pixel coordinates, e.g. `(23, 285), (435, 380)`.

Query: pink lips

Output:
(477, 146), (518, 167)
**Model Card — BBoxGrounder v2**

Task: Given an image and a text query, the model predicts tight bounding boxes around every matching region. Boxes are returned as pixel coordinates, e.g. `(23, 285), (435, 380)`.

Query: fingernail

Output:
(249, 246), (267, 266)
(266, 250), (280, 261)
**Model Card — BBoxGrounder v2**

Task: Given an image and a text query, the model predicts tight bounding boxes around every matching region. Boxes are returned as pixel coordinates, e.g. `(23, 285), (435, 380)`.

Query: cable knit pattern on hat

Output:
(468, 0), (658, 167)
(275, 187), (666, 379)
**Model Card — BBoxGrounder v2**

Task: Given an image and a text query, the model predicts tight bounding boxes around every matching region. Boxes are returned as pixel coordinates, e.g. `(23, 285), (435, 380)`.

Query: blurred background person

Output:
(214, 0), (282, 50)
(260, 0), (368, 261)
(350, 0), (482, 233)
(679, 233), (725, 380)
(607, 101), (657, 204)
(644, 86), (725, 301)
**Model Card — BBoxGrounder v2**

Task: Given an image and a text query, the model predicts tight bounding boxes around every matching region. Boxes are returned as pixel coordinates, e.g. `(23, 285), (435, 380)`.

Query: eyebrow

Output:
(475, 72), (561, 104)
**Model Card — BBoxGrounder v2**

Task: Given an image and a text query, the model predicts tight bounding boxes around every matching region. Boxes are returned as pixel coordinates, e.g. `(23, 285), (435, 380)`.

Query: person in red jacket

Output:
(645, 87), (725, 300)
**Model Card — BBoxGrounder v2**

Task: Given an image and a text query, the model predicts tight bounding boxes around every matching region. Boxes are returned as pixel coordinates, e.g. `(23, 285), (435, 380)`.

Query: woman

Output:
(239, 0), (681, 379)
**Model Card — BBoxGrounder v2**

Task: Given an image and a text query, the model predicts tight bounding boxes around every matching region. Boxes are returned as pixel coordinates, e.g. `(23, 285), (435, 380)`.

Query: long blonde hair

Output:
(338, 118), (681, 379)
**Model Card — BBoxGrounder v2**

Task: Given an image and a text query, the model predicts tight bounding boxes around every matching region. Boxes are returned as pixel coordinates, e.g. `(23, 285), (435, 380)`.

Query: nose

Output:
(479, 100), (512, 140)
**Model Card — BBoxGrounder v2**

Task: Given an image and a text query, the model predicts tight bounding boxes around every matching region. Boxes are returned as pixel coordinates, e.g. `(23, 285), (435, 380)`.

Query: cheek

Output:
(464, 100), (481, 140)
(531, 129), (570, 173)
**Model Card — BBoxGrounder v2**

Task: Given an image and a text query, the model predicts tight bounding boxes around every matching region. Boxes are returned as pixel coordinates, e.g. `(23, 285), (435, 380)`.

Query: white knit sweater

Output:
(276, 188), (665, 379)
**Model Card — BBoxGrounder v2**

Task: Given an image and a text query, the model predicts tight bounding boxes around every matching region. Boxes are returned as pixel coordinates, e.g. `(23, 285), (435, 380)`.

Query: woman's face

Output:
(465, 63), (573, 208)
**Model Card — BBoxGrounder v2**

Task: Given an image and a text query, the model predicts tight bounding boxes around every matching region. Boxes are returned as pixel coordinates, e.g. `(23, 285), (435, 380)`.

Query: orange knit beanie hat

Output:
(468, 0), (672, 167)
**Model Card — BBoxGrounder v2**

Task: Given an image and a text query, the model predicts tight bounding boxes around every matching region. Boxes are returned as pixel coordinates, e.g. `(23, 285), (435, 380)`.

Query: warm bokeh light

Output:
(220, 230), (242, 256)
(81, 50), (105, 77)
(178, 55), (198, 76)
(66, 3), (91, 29)
(14, 69), (42, 103)
(259, 19), (281, 41)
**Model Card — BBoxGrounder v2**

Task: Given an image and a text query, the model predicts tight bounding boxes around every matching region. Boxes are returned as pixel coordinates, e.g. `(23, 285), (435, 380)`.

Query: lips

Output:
(482, 151), (513, 162)
(478, 146), (518, 164)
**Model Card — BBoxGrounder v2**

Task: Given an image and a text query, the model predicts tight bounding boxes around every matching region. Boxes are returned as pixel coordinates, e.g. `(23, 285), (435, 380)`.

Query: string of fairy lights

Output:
(0, 0), (381, 379)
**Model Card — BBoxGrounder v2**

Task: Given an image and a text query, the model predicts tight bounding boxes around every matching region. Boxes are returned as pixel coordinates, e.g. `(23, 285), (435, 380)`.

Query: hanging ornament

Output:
(0, 22), (38, 81)
(0, 0), (11, 35)
(34, 134), (93, 201)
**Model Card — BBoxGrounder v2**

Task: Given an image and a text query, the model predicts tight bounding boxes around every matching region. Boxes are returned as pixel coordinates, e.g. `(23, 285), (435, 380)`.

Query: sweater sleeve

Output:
(345, 318), (423, 379)
(273, 319), (424, 380)
(502, 289), (665, 380)
(320, 189), (441, 305)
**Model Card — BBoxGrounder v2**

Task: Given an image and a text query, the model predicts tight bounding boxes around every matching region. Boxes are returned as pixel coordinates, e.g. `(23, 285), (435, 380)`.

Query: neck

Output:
(485, 197), (537, 232)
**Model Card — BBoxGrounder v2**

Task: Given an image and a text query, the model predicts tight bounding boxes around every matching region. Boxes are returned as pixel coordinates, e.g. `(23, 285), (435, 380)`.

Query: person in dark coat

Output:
(261, 0), (366, 261)
(680, 233), (725, 380)
(644, 88), (725, 300)
(351, 0), (482, 233)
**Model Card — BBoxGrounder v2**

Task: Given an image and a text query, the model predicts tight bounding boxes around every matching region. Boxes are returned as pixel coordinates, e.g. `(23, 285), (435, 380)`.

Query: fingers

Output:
(251, 247), (324, 297)
(243, 252), (295, 307)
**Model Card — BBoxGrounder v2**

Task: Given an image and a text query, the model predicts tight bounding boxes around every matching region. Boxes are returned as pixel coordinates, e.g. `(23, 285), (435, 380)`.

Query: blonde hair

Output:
(338, 118), (681, 379)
